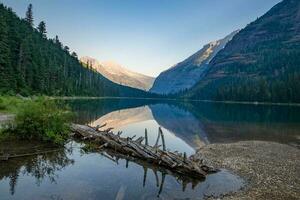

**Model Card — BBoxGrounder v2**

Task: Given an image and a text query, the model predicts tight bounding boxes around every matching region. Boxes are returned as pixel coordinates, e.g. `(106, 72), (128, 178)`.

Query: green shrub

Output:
(0, 98), (5, 110)
(0, 96), (25, 113)
(3, 98), (72, 145)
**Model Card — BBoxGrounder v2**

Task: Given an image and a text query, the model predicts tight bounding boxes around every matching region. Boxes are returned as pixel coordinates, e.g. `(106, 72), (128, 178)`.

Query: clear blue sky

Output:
(1, 0), (281, 77)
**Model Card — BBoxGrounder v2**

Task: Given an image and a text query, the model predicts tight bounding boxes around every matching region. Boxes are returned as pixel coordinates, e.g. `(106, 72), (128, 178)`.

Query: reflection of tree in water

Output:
(8, 170), (19, 195)
(0, 143), (74, 195)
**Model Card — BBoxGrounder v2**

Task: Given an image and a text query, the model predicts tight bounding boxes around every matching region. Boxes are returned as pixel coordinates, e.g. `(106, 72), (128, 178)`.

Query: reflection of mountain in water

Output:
(90, 106), (153, 129)
(69, 98), (300, 148)
(87, 102), (211, 148)
(149, 104), (209, 147)
(183, 102), (300, 147)
(87, 104), (196, 154)
(66, 98), (159, 125)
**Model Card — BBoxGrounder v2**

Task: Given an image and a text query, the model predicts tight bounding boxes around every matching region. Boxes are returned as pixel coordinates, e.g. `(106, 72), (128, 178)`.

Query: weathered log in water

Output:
(70, 123), (217, 179)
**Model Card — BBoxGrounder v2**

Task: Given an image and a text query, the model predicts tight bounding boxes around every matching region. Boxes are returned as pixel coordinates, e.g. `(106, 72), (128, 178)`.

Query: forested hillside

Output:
(185, 0), (300, 103)
(0, 4), (152, 97)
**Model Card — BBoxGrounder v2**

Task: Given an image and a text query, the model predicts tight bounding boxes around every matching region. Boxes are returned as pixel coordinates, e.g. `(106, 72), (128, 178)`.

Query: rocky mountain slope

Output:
(186, 0), (300, 103)
(150, 31), (238, 94)
(80, 57), (155, 91)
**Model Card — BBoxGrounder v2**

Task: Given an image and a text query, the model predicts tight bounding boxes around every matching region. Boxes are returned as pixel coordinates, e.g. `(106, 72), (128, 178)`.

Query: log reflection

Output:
(83, 147), (205, 197)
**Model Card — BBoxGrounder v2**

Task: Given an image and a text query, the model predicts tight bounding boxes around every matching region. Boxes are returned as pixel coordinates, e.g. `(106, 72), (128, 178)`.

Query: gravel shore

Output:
(197, 141), (300, 200)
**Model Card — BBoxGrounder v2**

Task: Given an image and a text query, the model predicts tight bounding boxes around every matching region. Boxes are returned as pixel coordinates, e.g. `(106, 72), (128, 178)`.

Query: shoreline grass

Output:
(0, 96), (73, 145)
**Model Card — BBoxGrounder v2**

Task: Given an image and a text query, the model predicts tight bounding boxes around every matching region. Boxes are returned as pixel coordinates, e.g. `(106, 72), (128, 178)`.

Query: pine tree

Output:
(37, 21), (47, 38)
(25, 4), (33, 27)
(54, 35), (62, 48)
(0, 13), (11, 91)
(64, 46), (70, 53)
(71, 52), (78, 58)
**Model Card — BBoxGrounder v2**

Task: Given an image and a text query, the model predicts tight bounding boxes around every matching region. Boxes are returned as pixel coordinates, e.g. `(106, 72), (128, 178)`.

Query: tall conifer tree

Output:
(37, 21), (47, 38)
(25, 4), (33, 27)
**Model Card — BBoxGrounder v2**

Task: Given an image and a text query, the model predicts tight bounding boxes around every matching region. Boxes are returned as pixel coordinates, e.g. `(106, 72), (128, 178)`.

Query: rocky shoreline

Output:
(197, 141), (300, 200)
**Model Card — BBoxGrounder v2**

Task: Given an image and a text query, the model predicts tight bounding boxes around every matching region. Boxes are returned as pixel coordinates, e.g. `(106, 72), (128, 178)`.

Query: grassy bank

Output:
(0, 96), (72, 145)
(0, 96), (29, 113)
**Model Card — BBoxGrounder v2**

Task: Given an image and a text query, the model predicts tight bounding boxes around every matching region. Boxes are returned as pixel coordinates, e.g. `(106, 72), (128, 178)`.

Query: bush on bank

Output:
(1, 97), (72, 145)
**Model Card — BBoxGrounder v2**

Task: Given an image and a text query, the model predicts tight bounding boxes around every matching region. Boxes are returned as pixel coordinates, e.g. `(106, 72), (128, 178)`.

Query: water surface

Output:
(71, 99), (300, 148)
(1, 98), (300, 199)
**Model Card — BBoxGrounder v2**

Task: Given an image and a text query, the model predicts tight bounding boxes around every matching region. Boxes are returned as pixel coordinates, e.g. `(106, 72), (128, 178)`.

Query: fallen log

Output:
(70, 123), (217, 179)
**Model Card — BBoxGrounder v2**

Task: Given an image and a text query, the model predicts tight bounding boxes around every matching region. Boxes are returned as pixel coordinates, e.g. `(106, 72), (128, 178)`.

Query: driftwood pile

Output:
(70, 123), (217, 179)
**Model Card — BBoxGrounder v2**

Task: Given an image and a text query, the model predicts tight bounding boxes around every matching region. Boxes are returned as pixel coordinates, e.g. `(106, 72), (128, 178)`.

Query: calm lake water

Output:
(1, 98), (300, 200)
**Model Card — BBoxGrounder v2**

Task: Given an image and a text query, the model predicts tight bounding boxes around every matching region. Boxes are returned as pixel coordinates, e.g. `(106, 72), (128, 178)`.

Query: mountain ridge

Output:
(80, 56), (155, 91)
(150, 30), (239, 94)
(185, 0), (300, 103)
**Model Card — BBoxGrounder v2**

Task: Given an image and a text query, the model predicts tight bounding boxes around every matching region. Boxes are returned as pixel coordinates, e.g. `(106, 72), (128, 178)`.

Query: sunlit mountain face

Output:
(80, 56), (155, 91)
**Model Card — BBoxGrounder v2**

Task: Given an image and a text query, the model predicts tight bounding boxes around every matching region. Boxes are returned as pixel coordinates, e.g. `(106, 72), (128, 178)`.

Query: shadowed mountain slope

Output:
(186, 0), (300, 103)
(150, 31), (238, 94)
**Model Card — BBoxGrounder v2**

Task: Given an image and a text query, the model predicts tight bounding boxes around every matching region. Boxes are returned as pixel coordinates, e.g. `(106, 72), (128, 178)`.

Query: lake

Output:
(1, 98), (299, 200)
